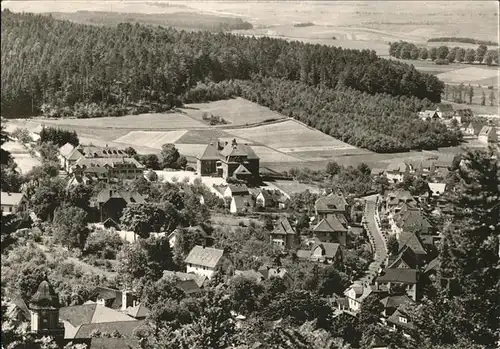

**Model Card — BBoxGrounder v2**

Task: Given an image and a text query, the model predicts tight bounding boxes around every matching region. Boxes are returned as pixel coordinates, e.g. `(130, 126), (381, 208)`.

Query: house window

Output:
(9, 207), (13, 212)
(399, 316), (407, 324)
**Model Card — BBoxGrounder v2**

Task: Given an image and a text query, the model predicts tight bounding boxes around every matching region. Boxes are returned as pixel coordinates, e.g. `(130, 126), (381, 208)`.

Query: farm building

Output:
(196, 139), (260, 181)
(478, 126), (498, 144)
(1, 191), (26, 215)
(256, 189), (286, 209)
(185, 245), (224, 279)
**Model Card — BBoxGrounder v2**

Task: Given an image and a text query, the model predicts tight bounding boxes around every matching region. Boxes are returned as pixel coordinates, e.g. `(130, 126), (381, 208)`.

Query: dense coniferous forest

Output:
(1, 10), (460, 153)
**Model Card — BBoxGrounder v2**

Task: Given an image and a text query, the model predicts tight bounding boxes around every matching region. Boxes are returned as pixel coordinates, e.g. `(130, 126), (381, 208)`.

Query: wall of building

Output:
(197, 159), (217, 175)
(186, 264), (215, 279)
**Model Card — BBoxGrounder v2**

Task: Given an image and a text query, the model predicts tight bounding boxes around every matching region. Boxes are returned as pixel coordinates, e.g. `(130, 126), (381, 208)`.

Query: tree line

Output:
(184, 78), (462, 152)
(389, 41), (499, 66)
(1, 10), (444, 120)
(428, 37), (498, 46)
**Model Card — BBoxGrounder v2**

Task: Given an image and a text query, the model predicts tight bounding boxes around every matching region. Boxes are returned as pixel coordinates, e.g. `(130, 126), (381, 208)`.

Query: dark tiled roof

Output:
(232, 195), (253, 210)
(377, 268), (418, 284)
(90, 287), (122, 309)
(73, 320), (145, 339)
(185, 246), (224, 269)
(30, 280), (60, 309)
(60, 304), (97, 326)
(95, 189), (146, 205)
(126, 303), (150, 319)
(271, 217), (296, 236)
(315, 193), (348, 212)
(197, 142), (221, 160)
(387, 306), (415, 330)
(424, 257), (441, 274)
(380, 294), (413, 309)
(228, 184), (249, 195)
(311, 242), (341, 259)
(313, 215), (347, 233)
(398, 231), (427, 255)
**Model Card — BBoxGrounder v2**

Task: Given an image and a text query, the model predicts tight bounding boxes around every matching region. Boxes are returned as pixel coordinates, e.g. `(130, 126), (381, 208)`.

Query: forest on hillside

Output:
(1, 10), (456, 153)
(184, 79), (460, 152)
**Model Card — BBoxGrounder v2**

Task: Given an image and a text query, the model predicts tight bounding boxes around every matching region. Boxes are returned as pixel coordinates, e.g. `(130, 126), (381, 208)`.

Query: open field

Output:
(31, 112), (208, 129)
(437, 67), (499, 86)
(226, 119), (358, 151)
(183, 97), (286, 126)
(115, 130), (188, 148)
(269, 180), (323, 196)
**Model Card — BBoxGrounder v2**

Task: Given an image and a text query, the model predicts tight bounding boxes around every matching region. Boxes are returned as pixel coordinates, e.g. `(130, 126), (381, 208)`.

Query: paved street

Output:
(361, 194), (388, 284)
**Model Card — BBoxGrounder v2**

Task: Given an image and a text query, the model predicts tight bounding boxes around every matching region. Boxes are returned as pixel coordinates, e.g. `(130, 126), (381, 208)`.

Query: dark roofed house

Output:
(185, 245), (224, 279)
(163, 270), (208, 294)
(230, 194), (254, 214)
(314, 192), (348, 219)
(94, 188), (146, 224)
(197, 139), (260, 180)
(224, 184), (250, 197)
(269, 217), (297, 250)
(376, 268), (419, 301)
(310, 242), (343, 264)
(380, 294), (414, 317)
(89, 286), (136, 311)
(312, 214), (348, 245)
(386, 305), (415, 334)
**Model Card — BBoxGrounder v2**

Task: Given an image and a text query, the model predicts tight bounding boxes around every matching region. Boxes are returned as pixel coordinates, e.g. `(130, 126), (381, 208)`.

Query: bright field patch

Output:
(175, 129), (254, 145)
(114, 131), (187, 148)
(35, 112), (208, 129)
(226, 120), (356, 150)
(250, 146), (304, 163)
(436, 67), (499, 85)
(183, 98), (286, 126)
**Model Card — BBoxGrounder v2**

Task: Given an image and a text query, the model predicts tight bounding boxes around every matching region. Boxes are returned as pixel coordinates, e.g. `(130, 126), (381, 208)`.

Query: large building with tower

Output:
(196, 139), (260, 180)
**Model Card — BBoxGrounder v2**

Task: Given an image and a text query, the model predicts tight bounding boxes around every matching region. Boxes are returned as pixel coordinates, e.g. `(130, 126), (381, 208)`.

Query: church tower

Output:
(29, 279), (65, 339)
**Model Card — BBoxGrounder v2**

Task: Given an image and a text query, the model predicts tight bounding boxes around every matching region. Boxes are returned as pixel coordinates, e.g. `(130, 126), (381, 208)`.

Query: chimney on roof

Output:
(232, 138), (237, 146)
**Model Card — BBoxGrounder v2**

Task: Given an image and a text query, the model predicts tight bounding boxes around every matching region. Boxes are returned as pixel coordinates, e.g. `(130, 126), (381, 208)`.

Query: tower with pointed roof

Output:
(29, 279), (65, 339)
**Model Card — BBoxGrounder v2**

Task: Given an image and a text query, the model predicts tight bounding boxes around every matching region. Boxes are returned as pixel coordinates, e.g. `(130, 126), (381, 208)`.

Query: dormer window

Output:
(399, 316), (407, 324)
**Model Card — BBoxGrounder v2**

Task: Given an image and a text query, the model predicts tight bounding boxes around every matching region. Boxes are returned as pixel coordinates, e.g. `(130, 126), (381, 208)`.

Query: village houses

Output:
(1, 191), (26, 216)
